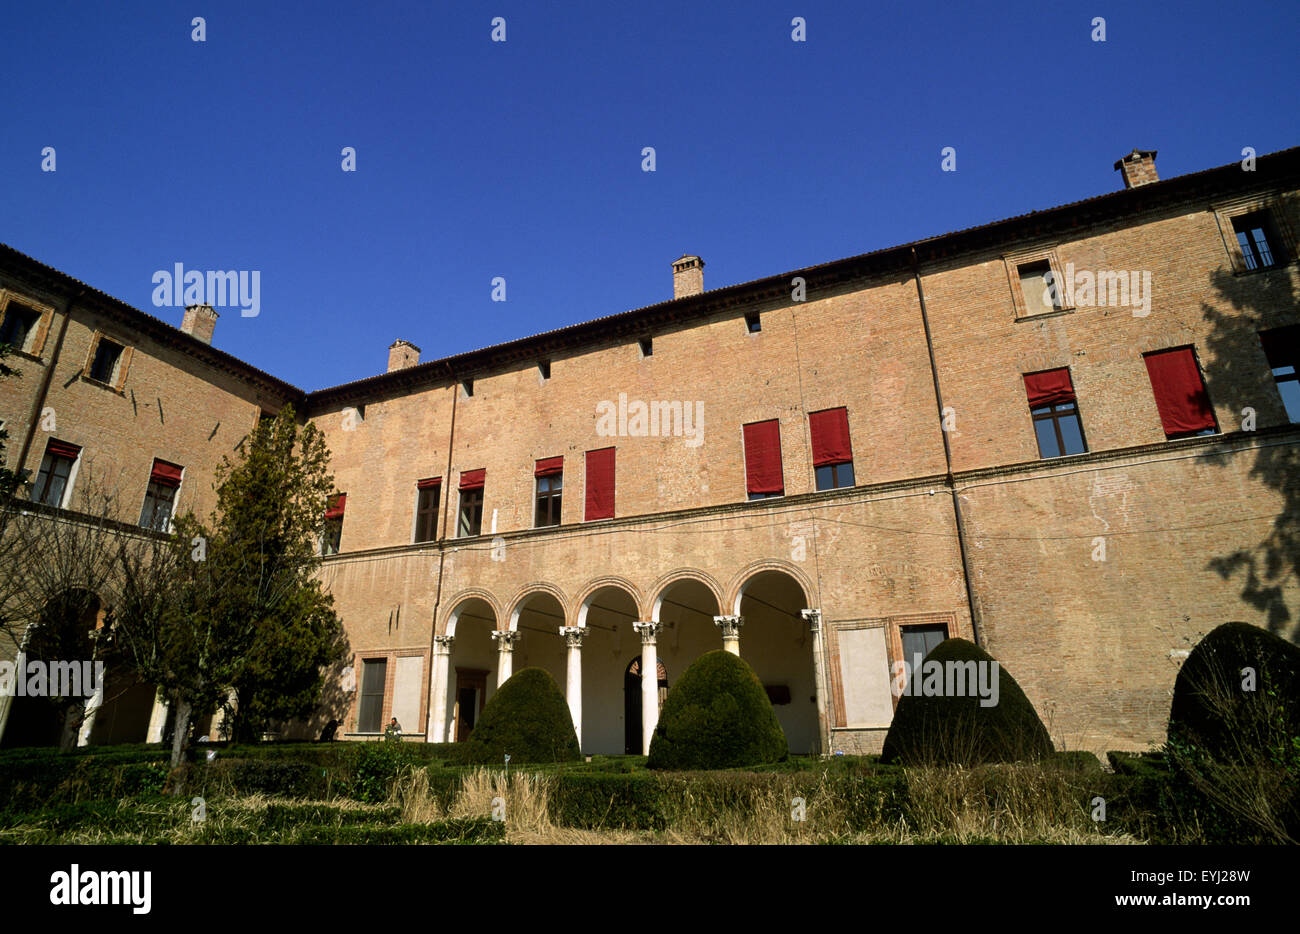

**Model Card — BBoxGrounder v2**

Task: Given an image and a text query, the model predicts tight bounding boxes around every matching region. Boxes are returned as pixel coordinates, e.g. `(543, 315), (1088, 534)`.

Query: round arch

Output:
(574, 576), (643, 628)
(648, 569), (725, 622)
(442, 590), (502, 637)
(504, 582), (571, 632)
(726, 560), (816, 616)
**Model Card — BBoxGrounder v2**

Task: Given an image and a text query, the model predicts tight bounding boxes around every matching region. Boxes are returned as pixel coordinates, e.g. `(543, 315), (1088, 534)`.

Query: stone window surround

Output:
(0, 289), (56, 360)
(346, 648), (429, 736)
(81, 328), (134, 393)
(1211, 193), (1297, 275)
(1002, 245), (1075, 321)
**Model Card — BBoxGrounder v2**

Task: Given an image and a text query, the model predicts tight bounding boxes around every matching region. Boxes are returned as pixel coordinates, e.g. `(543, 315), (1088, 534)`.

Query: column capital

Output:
(632, 621), (662, 644)
(559, 626), (587, 648)
(491, 629), (522, 648)
(713, 615), (743, 637)
(800, 608), (823, 632)
(433, 634), (455, 650)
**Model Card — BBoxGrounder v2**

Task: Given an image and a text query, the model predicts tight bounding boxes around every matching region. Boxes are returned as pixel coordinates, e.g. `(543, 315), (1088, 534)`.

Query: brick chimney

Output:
(1114, 149), (1159, 189)
(180, 304), (218, 344)
(387, 339), (420, 372)
(672, 254), (704, 299)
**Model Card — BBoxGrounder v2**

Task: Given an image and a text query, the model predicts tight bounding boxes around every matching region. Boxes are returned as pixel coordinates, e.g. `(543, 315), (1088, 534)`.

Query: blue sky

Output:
(3, 1), (1297, 391)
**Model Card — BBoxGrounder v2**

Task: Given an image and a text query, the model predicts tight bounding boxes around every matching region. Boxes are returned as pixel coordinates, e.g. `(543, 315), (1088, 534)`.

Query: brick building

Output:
(1, 146), (1297, 756)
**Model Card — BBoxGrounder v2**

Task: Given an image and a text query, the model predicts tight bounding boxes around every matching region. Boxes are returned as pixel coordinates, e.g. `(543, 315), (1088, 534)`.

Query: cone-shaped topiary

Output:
(1168, 622), (1300, 765)
(880, 637), (1053, 766)
(461, 667), (581, 765)
(646, 650), (788, 770)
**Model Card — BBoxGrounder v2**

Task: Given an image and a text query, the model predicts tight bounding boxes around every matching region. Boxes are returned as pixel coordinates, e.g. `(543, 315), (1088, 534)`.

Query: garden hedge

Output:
(461, 667), (581, 765)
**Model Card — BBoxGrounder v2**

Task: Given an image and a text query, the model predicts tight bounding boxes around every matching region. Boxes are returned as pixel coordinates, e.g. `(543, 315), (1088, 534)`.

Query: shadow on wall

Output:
(1200, 193), (1300, 641)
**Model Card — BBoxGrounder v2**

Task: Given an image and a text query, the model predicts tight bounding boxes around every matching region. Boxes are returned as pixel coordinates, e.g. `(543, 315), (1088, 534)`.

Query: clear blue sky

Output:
(3, 1), (1297, 391)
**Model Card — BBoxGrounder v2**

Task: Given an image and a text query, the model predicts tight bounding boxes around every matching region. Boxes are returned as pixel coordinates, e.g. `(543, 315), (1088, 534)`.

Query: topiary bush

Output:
(880, 638), (1053, 766)
(461, 667), (581, 765)
(646, 650), (788, 770)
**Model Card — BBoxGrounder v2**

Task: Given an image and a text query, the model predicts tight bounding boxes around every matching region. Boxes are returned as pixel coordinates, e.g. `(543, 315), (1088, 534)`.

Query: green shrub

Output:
(646, 651), (788, 770)
(549, 773), (666, 830)
(461, 667), (580, 765)
(880, 638), (1053, 766)
(349, 740), (419, 802)
(1053, 751), (1103, 774)
(196, 759), (326, 798)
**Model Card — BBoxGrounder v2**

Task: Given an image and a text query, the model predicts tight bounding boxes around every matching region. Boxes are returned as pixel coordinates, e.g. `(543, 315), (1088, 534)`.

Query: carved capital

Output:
(632, 621), (662, 644)
(558, 626), (586, 648)
(800, 608), (823, 633)
(491, 629), (522, 650)
(433, 634), (455, 652)
(713, 615), (743, 638)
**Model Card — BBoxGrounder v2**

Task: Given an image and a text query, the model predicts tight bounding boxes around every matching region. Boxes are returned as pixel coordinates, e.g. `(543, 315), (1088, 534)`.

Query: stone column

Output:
(491, 630), (521, 688)
(559, 626), (586, 748)
(713, 615), (743, 655)
(802, 608), (831, 756)
(427, 634), (454, 743)
(145, 688), (169, 744)
(632, 621), (662, 755)
(76, 664), (106, 747)
(0, 649), (25, 746)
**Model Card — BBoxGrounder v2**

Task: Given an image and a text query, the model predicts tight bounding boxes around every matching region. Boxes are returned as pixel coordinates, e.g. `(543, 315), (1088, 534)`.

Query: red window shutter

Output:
(1143, 348), (1216, 436)
(1023, 369), (1077, 407)
(584, 448), (615, 521)
(534, 456), (563, 478)
(149, 459), (183, 488)
(416, 477), (441, 490)
(324, 493), (346, 519)
(742, 420), (784, 495)
(46, 439), (81, 459)
(458, 469), (486, 491)
(809, 407), (853, 467)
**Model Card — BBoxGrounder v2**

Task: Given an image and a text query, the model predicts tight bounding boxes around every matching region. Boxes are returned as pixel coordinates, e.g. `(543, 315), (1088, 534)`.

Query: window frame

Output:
(139, 479), (178, 531)
(458, 486), (484, 537)
(30, 444), (80, 508)
(0, 291), (55, 359)
(1213, 196), (1297, 276)
(1142, 344), (1219, 439)
(82, 330), (133, 391)
(356, 657), (388, 734)
(1259, 326), (1300, 424)
(534, 471), (563, 528)
(413, 482), (442, 543)
(1002, 246), (1074, 320)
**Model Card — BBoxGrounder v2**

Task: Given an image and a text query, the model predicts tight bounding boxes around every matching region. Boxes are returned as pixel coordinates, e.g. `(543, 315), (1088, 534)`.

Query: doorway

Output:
(623, 656), (667, 754)
(454, 668), (487, 742)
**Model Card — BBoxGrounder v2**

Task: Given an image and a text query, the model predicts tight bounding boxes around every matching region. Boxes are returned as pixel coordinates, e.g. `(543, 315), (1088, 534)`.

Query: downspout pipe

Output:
(910, 247), (983, 647)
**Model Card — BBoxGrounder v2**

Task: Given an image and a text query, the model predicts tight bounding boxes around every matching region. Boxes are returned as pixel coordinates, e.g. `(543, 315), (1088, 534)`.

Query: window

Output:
(534, 457), (563, 527)
(1143, 347), (1217, 438)
(745, 312), (761, 333)
(1232, 211), (1285, 271)
(584, 447), (615, 521)
(414, 478), (441, 543)
(809, 407), (855, 491)
(322, 493), (345, 554)
(1260, 326), (1300, 423)
(639, 337), (653, 358)
(139, 459), (183, 530)
(357, 658), (387, 733)
(538, 360), (551, 380)
(88, 337), (125, 384)
(1018, 259), (1061, 316)
(30, 440), (80, 507)
(458, 469), (485, 537)
(742, 419), (783, 499)
(0, 301), (41, 353)
(1023, 369), (1087, 458)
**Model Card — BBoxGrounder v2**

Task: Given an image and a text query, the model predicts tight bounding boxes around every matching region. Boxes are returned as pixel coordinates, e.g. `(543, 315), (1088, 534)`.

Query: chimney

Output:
(180, 304), (218, 344)
(672, 254), (704, 299)
(387, 339), (420, 372)
(1114, 149), (1159, 189)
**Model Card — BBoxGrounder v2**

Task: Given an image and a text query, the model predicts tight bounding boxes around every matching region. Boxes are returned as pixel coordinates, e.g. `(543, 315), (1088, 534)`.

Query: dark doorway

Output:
(623, 656), (667, 754)
(454, 669), (487, 742)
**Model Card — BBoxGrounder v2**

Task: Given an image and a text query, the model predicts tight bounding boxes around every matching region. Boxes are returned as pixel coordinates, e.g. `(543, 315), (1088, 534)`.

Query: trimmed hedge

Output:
(646, 651), (788, 770)
(461, 668), (581, 765)
(880, 638), (1054, 766)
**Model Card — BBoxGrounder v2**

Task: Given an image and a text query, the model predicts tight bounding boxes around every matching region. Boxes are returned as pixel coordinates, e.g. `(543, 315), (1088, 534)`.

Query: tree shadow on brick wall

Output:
(1199, 199), (1300, 641)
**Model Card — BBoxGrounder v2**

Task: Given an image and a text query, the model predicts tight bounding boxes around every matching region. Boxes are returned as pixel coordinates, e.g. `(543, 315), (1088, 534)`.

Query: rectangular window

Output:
(30, 439), (80, 507)
(584, 447), (615, 521)
(1024, 368), (1087, 458)
(1018, 259), (1060, 316)
(88, 337), (125, 384)
(1232, 211), (1285, 271)
(458, 469), (485, 537)
(534, 456), (563, 527)
(1260, 326), (1299, 423)
(745, 312), (761, 333)
(809, 407), (855, 491)
(639, 337), (653, 358)
(357, 658), (387, 733)
(1143, 347), (1217, 438)
(0, 301), (41, 353)
(900, 623), (949, 667)
(414, 478), (441, 543)
(538, 360), (551, 380)
(743, 419), (784, 499)
(139, 459), (183, 530)
(322, 492), (346, 554)
(461, 379), (474, 398)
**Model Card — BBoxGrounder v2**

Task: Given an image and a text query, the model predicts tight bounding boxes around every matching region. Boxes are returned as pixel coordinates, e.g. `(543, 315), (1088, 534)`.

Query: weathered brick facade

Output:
(2, 146), (1297, 756)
